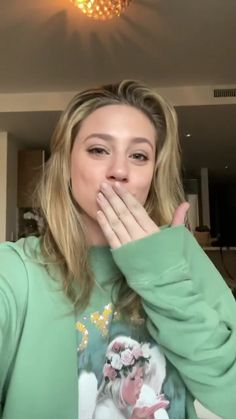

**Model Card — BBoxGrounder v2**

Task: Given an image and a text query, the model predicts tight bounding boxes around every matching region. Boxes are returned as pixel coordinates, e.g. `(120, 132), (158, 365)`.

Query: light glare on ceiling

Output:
(71, 0), (132, 20)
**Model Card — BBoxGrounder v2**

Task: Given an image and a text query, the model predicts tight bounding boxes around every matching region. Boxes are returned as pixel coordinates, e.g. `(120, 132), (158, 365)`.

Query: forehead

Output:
(77, 104), (157, 140)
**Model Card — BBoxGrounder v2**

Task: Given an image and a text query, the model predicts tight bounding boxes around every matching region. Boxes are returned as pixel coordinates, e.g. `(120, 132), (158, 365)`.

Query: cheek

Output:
(72, 175), (97, 207)
(122, 380), (136, 404)
(132, 166), (154, 201)
(70, 167), (102, 216)
(135, 178), (153, 204)
(71, 155), (93, 192)
(70, 150), (100, 217)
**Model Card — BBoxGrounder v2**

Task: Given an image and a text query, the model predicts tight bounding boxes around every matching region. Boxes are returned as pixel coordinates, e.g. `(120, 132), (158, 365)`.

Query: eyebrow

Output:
(83, 133), (154, 150)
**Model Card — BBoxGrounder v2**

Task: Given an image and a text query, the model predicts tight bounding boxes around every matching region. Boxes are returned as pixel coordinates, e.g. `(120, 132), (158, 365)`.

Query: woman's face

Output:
(70, 104), (156, 240)
(121, 366), (144, 405)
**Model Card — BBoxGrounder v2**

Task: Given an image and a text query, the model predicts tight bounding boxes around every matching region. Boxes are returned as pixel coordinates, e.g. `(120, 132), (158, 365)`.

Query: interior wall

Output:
(0, 132), (7, 242)
(0, 132), (18, 243)
(6, 134), (18, 241)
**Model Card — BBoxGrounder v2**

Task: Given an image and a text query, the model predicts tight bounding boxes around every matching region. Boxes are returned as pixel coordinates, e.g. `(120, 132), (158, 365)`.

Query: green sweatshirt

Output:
(0, 225), (235, 419)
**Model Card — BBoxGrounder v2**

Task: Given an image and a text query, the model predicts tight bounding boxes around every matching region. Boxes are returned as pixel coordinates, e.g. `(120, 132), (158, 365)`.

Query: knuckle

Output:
(131, 201), (140, 212)
(111, 217), (122, 230)
(104, 225), (114, 239)
(117, 208), (128, 219)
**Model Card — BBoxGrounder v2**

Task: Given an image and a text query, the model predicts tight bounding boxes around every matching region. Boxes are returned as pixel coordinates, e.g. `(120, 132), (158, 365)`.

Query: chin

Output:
(81, 209), (98, 223)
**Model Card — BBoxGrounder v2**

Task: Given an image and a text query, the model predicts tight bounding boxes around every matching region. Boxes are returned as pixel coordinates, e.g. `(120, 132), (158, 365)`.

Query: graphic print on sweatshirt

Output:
(76, 303), (186, 419)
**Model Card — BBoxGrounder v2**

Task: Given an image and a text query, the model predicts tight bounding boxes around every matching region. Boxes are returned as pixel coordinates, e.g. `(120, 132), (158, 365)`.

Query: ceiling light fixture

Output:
(71, 0), (132, 20)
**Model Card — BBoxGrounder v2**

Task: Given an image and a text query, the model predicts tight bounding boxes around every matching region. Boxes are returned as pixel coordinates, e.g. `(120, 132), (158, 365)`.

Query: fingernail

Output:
(97, 192), (104, 200)
(101, 182), (108, 190)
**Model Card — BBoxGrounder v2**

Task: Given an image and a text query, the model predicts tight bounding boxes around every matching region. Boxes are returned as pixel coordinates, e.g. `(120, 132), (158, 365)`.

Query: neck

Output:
(82, 213), (108, 246)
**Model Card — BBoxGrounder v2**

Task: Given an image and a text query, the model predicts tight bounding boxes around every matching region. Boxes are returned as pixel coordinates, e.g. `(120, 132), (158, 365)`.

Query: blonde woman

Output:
(0, 80), (235, 419)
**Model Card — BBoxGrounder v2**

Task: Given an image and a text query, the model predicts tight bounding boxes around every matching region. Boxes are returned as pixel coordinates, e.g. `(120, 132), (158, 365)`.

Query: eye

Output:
(131, 153), (148, 161)
(88, 147), (109, 156)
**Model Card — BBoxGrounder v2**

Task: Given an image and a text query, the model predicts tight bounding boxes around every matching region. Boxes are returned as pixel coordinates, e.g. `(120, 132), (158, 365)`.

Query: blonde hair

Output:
(36, 80), (185, 313)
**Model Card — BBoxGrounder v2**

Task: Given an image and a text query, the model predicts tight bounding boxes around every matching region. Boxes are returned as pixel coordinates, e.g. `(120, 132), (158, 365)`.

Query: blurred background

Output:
(0, 0), (236, 263)
(0, 4), (235, 415)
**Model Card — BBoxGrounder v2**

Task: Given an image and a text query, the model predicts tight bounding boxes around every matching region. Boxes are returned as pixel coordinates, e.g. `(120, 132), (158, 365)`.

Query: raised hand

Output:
(131, 393), (169, 418)
(96, 182), (189, 249)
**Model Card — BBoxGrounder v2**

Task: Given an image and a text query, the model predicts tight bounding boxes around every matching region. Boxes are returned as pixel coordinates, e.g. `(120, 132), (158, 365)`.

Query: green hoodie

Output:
(0, 225), (235, 419)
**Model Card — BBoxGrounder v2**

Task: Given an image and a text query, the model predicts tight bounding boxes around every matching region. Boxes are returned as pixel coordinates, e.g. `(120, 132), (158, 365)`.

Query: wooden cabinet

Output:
(17, 150), (45, 208)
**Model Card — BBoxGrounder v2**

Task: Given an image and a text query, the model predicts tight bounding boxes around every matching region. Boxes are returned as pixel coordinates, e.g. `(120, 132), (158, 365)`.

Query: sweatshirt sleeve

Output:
(0, 244), (28, 399)
(112, 225), (236, 419)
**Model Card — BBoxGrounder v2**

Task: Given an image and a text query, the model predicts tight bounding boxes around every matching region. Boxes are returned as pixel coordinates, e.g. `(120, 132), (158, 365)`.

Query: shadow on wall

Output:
(0, 0), (162, 92)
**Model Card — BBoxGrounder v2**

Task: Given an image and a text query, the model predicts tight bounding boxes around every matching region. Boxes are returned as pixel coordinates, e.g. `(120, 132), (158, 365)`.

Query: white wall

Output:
(6, 135), (18, 241)
(0, 132), (7, 242)
(0, 132), (18, 242)
(0, 84), (236, 113)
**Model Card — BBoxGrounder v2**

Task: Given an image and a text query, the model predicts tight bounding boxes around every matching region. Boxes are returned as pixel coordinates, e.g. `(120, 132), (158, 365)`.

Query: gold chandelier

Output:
(71, 0), (133, 20)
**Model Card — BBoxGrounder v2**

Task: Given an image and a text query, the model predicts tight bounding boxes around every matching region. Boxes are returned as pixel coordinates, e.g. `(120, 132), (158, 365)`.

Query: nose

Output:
(138, 377), (143, 388)
(106, 154), (129, 183)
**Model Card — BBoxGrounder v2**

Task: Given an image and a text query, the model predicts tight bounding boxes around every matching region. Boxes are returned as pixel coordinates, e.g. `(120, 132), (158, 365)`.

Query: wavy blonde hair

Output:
(36, 80), (185, 314)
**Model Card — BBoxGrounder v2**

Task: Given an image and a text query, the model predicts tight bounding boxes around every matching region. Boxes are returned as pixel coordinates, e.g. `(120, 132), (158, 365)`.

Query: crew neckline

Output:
(88, 245), (121, 285)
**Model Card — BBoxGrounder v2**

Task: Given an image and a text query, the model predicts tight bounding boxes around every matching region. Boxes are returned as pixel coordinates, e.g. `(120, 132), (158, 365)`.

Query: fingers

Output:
(149, 399), (169, 414)
(96, 192), (131, 246)
(171, 202), (190, 226)
(134, 400), (169, 417)
(99, 182), (144, 238)
(96, 182), (160, 248)
(113, 182), (159, 233)
(96, 210), (121, 249)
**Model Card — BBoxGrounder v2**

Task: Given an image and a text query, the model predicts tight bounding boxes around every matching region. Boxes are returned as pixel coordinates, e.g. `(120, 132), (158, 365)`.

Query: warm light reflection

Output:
(71, 0), (132, 20)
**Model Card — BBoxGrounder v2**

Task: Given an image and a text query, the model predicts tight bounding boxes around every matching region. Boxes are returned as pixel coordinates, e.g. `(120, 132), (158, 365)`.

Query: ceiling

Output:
(0, 0), (236, 182)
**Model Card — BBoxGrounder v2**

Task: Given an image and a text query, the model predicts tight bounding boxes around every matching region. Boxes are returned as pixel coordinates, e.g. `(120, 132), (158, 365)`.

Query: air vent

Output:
(214, 88), (236, 98)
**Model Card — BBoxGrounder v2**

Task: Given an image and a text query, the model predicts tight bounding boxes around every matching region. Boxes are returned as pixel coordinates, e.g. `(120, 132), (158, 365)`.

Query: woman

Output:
(0, 80), (235, 419)
(93, 335), (170, 419)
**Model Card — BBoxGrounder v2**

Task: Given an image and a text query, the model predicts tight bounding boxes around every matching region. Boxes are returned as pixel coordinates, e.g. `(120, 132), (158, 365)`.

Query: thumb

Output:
(171, 202), (190, 226)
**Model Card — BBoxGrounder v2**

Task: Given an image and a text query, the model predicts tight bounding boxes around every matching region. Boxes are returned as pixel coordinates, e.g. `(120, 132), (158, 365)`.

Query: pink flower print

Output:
(111, 353), (123, 370)
(121, 349), (135, 366)
(132, 345), (143, 360)
(141, 343), (151, 358)
(112, 341), (124, 352)
(103, 364), (117, 381)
